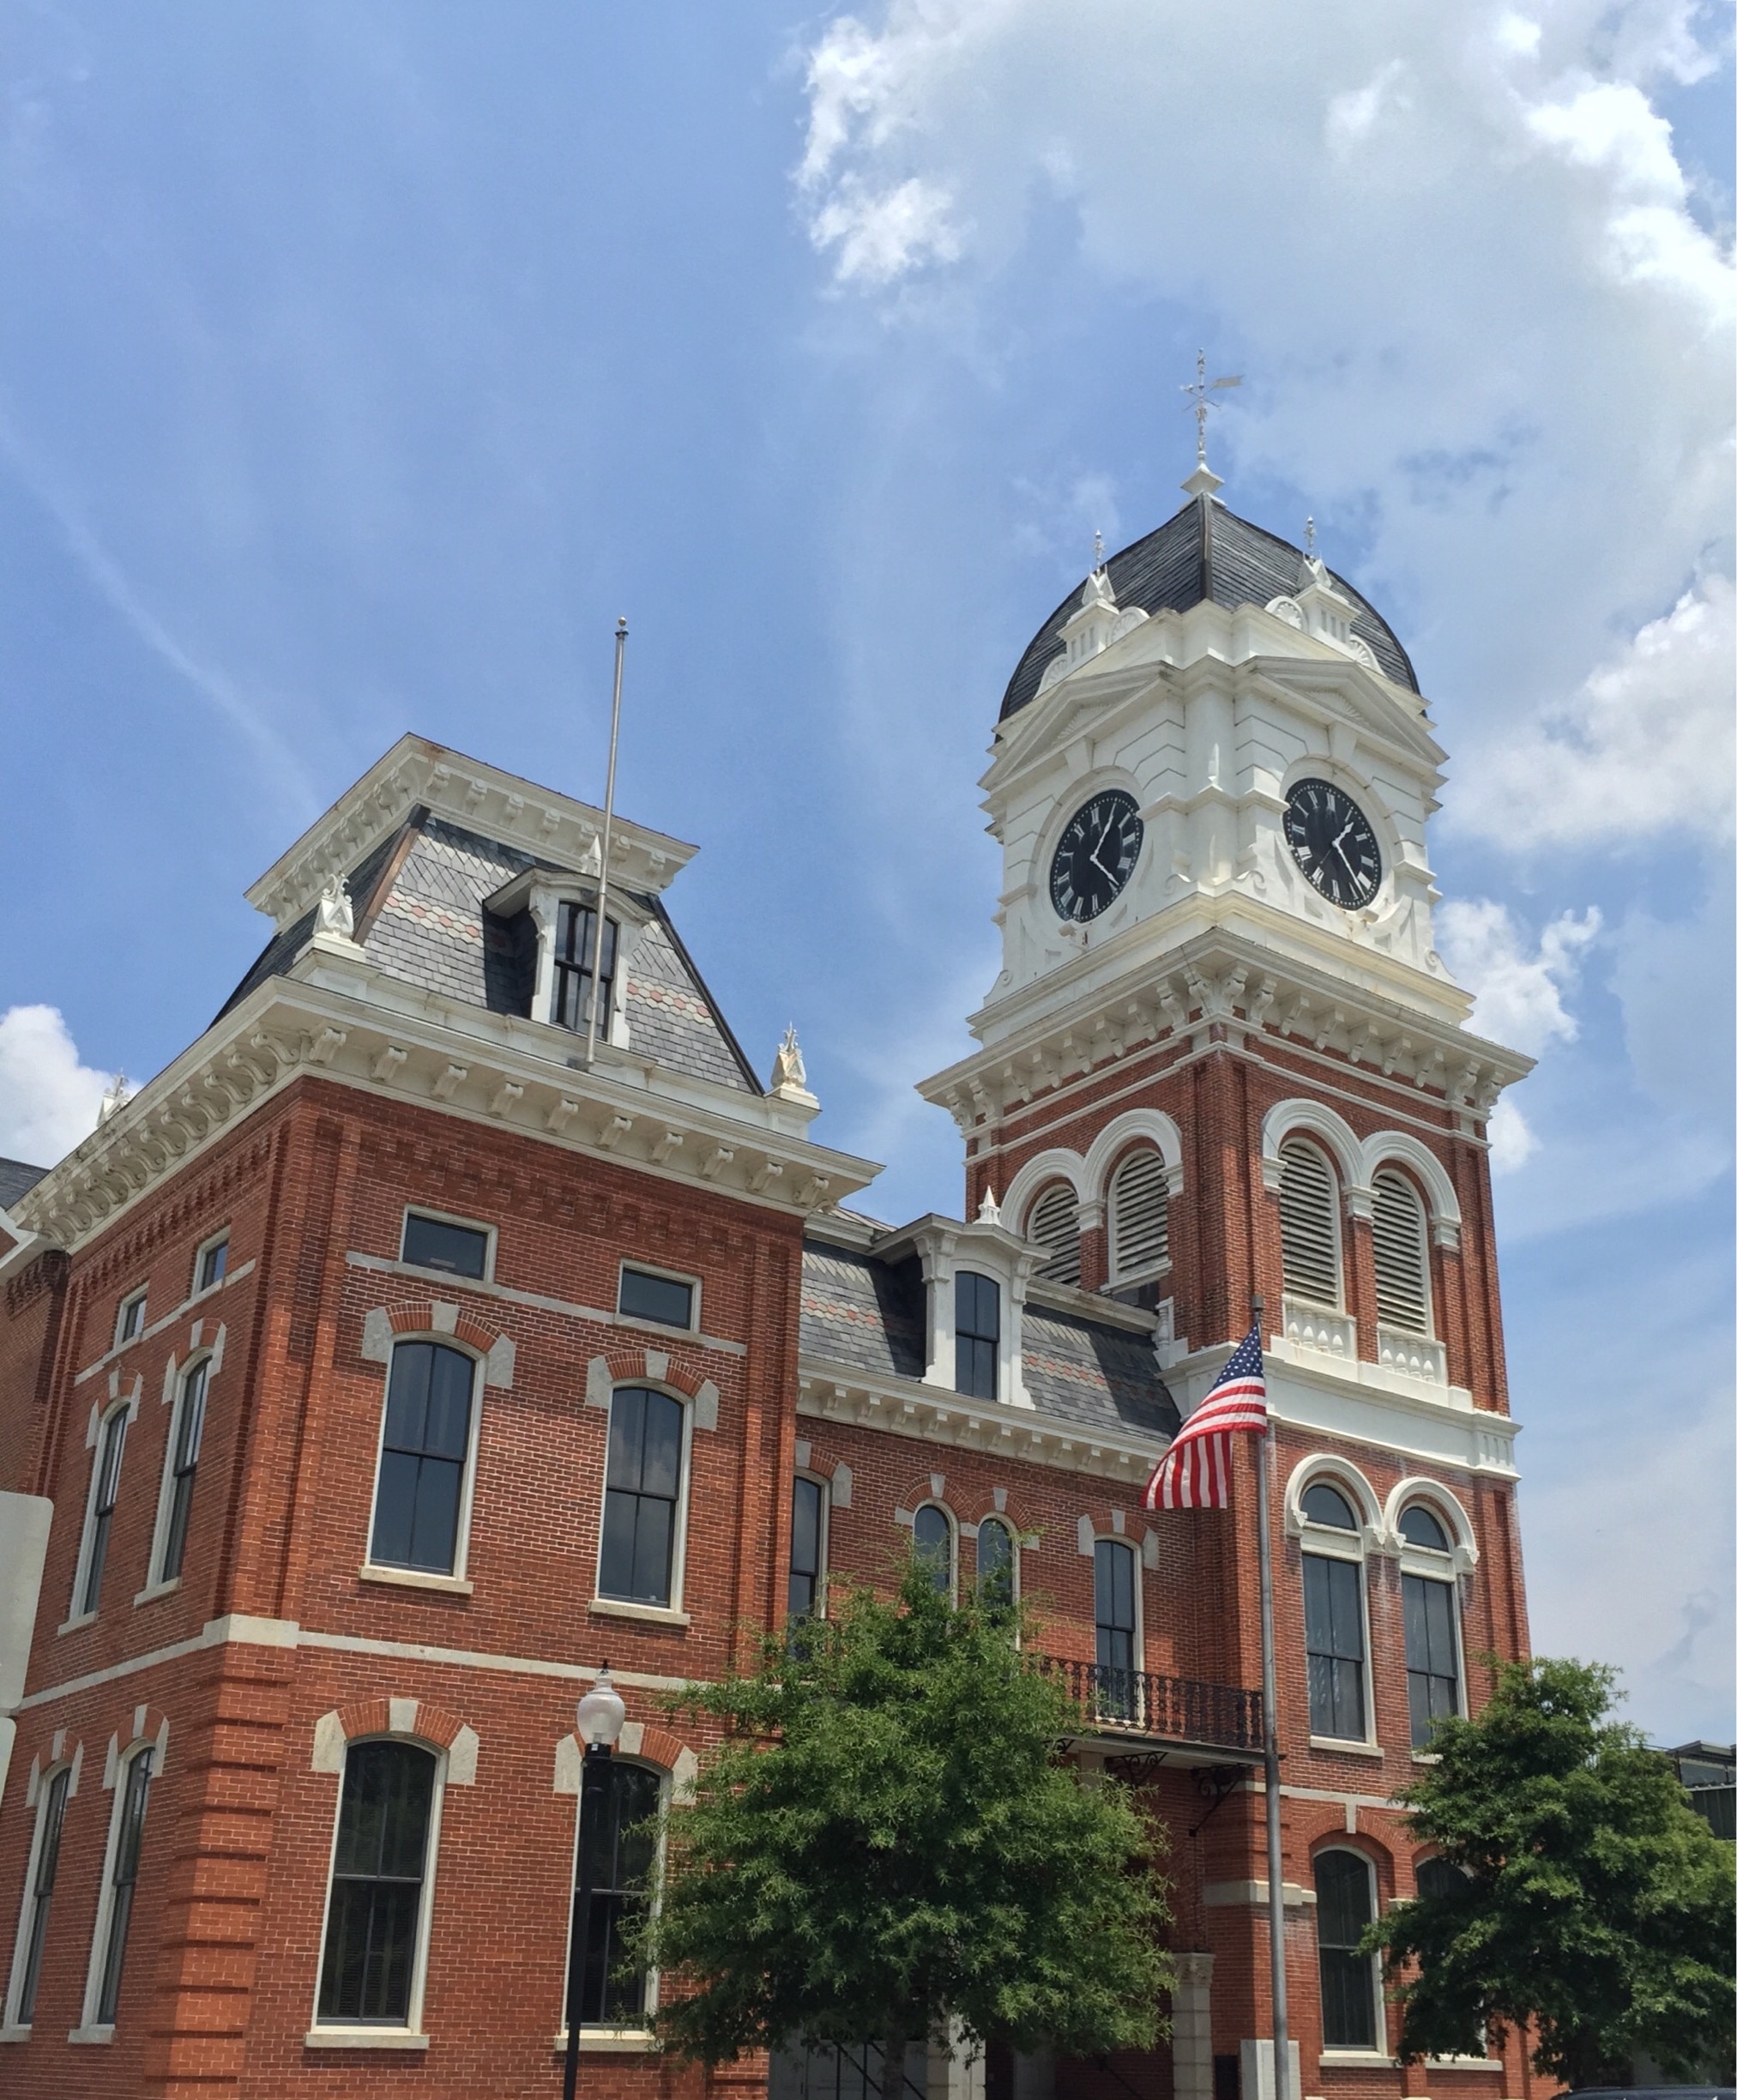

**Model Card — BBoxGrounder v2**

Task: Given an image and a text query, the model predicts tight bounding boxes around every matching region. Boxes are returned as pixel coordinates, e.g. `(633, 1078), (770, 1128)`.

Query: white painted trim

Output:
(556, 1758), (668, 2034)
(398, 1204), (498, 1284)
(69, 1391), (137, 1624)
(1001, 1150), (1088, 1231)
(593, 1383), (695, 1614)
(1312, 1844), (1389, 2057)
(1384, 1476), (1478, 1569)
(145, 1351), (216, 1590)
(792, 1470), (832, 1620)
(77, 1738), (158, 2031)
(189, 1230), (232, 1300)
(1363, 1131), (1463, 1246)
(112, 1289), (148, 1355)
(362, 1337), (486, 1584)
(616, 1258), (702, 1337)
(305, 2028), (431, 2049)
(1299, 1542), (1377, 1747)
(910, 1501), (958, 1602)
(3, 1752), (79, 2027)
(1081, 1107), (1185, 1203)
(1283, 1454), (1383, 1542)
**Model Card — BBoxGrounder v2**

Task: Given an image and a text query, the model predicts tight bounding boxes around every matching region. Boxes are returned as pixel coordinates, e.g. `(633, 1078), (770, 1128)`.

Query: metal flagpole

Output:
(583, 617), (628, 1067)
(1252, 1292), (1290, 2100)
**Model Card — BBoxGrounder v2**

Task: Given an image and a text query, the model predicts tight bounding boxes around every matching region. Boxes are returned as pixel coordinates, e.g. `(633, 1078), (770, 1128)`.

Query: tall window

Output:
(370, 1343), (477, 1576)
(116, 1290), (147, 1348)
(93, 1748), (153, 2025)
(788, 1476), (825, 1620)
(1316, 1850), (1379, 2048)
(159, 1359), (209, 1584)
(1278, 1138), (1340, 1306)
(954, 1271), (999, 1400)
(1372, 1168), (1430, 1332)
(1108, 1148), (1169, 1281)
(975, 1517), (1016, 1613)
(552, 902), (617, 1034)
(913, 1505), (954, 1596)
(10, 1765), (70, 2025)
(1303, 1534), (1366, 1741)
(1094, 1538), (1138, 1718)
(317, 1741), (437, 2027)
(79, 1405), (130, 1616)
(600, 1387), (684, 1608)
(1026, 1183), (1082, 1287)
(1402, 1505), (1460, 1747)
(569, 1761), (661, 2028)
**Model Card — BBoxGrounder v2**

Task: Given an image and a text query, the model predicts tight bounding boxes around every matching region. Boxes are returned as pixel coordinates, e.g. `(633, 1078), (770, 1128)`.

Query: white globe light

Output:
(576, 1664), (626, 1749)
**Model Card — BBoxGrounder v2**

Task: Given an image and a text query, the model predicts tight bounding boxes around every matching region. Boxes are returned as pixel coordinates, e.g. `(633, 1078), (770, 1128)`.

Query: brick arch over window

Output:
(553, 1721), (699, 1801)
(103, 1704), (171, 1786)
(311, 1698), (480, 1784)
(584, 1351), (721, 1428)
(21, 1728), (86, 1807)
(1362, 1133), (1463, 1251)
(1382, 1476), (1479, 1568)
(359, 1302), (516, 1389)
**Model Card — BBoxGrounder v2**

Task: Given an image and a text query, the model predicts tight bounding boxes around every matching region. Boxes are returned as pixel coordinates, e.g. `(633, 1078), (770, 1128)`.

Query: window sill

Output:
(552, 2029), (656, 2054)
(589, 1597), (690, 1627)
(1309, 1735), (1384, 1758)
(67, 2025), (115, 2045)
(304, 2028), (431, 2050)
(57, 1611), (98, 1637)
(1412, 1750), (1443, 1764)
(358, 1565), (475, 1596)
(135, 1578), (182, 1608)
(0, 2025), (32, 2043)
(1422, 2059), (1498, 2073)
(1317, 2050), (1397, 2067)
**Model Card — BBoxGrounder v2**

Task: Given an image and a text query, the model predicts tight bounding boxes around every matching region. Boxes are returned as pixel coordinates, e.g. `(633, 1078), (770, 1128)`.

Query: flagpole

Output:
(583, 616), (627, 1067)
(1252, 1292), (1289, 2100)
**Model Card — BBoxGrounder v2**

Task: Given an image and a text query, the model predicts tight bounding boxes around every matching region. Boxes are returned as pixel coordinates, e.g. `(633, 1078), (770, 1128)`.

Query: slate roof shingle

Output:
(0, 1156), (48, 1211)
(1000, 495), (1419, 720)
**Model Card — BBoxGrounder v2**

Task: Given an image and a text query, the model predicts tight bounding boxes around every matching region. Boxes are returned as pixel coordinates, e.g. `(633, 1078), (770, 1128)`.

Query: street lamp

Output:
(563, 1663), (627, 2100)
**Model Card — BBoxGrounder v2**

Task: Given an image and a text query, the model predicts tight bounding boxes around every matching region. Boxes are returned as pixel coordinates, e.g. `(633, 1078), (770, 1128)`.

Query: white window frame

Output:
(593, 1385), (695, 1619)
(1023, 1181), (1083, 1287)
(3, 1755), (79, 2032)
(142, 1353), (215, 1598)
(1089, 1531), (1144, 1674)
(1278, 1136), (1344, 1311)
(190, 1232), (230, 1300)
(1371, 1167), (1432, 1337)
(1299, 1506), (1376, 1750)
(67, 1397), (136, 1627)
(75, 1738), (159, 2039)
(306, 1735), (447, 2045)
(360, 1338), (486, 1590)
(1106, 1146), (1172, 1288)
(1396, 1502), (1469, 1747)
(615, 1258), (702, 1337)
(950, 1268), (1002, 1402)
(397, 1206), (497, 1285)
(789, 1471), (830, 1621)
(1313, 1844), (1388, 2057)
(555, 1757), (669, 2043)
(911, 1501), (958, 1602)
(114, 1289), (148, 1352)
(971, 1513), (1020, 1609)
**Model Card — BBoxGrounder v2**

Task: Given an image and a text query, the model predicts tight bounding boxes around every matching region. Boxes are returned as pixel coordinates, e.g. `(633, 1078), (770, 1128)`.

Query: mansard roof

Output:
(0, 1156), (47, 1210)
(800, 1235), (1179, 1441)
(999, 493), (1419, 720)
(217, 807), (762, 1095)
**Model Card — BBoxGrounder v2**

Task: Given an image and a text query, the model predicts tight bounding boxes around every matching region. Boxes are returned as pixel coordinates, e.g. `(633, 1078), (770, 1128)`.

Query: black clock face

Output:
(1283, 778), (1383, 908)
(1049, 790), (1143, 923)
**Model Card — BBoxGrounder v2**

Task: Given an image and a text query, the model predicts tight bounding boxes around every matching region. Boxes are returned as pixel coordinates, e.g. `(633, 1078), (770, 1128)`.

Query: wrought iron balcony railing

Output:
(1036, 1656), (1264, 1754)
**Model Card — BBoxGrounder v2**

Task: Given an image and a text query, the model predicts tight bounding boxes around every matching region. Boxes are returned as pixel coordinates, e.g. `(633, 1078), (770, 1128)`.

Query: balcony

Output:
(1036, 1657), (1264, 1758)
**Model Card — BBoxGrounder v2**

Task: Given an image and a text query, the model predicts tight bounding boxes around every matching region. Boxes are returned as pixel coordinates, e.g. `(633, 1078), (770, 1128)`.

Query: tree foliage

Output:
(1371, 1655), (1735, 2083)
(643, 1559), (1172, 2066)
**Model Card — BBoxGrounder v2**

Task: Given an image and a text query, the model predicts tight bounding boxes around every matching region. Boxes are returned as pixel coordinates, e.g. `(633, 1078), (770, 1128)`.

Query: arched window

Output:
(975, 1517), (1016, 1612)
(954, 1271), (999, 1401)
(1400, 1505), (1461, 1747)
(1415, 1855), (1467, 1904)
(317, 1740), (437, 2028)
(600, 1387), (686, 1608)
(1278, 1138), (1341, 1306)
(1316, 1849), (1380, 2049)
(568, 1759), (661, 2029)
(369, 1342), (479, 1578)
(1026, 1182), (1082, 1287)
(77, 1403), (130, 1617)
(1300, 1484), (1367, 1741)
(1372, 1168), (1431, 1333)
(158, 1358), (210, 1584)
(7, 1764), (71, 2026)
(90, 1746), (154, 2026)
(912, 1504), (955, 1597)
(1107, 1148), (1169, 1281)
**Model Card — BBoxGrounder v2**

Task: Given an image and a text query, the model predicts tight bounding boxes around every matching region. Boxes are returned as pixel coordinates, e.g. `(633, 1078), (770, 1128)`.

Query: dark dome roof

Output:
(999, 494), (1418, 720)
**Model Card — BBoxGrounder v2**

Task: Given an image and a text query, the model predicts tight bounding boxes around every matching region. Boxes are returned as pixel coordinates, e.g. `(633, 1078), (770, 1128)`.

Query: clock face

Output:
(1049, 789), (1143, 923)
(1283, 778), (1383, 909)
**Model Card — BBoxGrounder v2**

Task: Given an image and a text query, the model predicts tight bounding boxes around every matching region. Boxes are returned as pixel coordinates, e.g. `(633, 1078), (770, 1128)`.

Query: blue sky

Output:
(0, 1), (1730, 1741)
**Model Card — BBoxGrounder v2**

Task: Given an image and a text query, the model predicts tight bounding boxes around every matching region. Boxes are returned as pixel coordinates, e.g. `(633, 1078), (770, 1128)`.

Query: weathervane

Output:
(1092, 528), (1105, 571)
(1180, 350), (1241, 468)
(1305, 516), (1317, 558)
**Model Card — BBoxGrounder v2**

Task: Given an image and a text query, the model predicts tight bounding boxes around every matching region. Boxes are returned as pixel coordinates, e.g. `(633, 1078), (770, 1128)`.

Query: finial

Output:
(1092, 528), (1105, 572)
(1305, 516), (1316, 558)
(1179, 352), (1242, 492)
(98, 1072), (130, 1125)
(976, 1186), (1002, 1226)
(769, 1024), (816, 1104)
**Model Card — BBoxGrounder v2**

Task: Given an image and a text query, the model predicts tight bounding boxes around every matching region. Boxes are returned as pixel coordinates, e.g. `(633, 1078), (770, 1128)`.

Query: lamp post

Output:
(563, 1664), (626, 2100)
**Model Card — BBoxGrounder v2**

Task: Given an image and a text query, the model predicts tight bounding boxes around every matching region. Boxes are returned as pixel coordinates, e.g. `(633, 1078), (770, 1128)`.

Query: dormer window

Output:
(552, 902), (616, 1035)
(954, 1272), (999, 1401)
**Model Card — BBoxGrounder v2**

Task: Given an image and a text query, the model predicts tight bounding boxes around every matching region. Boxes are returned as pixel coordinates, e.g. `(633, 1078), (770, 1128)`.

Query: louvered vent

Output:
(1027, 1182), (1082, 1286)
(1372, 1168), (1430, 1333)
(1109, 1149), (1169, 1278)
(1279, 1138), (1340, 1306)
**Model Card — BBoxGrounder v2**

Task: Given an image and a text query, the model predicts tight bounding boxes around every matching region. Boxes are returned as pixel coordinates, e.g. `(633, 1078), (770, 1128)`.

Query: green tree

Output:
(643, 1558), (1172, 2070)
(1371, 1656), (1735, 2083)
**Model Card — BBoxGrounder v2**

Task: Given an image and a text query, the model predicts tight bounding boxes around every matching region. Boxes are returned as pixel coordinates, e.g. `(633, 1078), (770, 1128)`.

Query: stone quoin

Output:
(0, 468), (1536, 2100)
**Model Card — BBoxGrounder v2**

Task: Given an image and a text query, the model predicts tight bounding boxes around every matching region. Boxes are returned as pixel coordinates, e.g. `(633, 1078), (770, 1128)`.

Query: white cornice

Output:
(245, 734), (698, 933)
(798, 1354), (1167, 1488)
(15, 965), (880, 1253)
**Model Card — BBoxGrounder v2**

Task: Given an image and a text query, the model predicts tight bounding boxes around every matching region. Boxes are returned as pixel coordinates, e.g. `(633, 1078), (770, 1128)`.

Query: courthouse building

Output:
(0, 462), (1537, 2100)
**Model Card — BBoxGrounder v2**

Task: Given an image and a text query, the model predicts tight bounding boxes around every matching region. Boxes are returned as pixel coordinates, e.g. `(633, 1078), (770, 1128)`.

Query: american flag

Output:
(1141, 1324), (1268, 1511)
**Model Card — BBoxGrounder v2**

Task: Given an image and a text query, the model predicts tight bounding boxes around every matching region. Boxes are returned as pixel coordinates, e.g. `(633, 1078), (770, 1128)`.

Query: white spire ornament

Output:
(1179, 349), (1241, 499)
(769, 1025), (819, 1110)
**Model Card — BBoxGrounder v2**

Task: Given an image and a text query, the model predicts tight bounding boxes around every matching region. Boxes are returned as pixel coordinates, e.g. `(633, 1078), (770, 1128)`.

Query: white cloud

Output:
(1486, 1095), (1539, 1173)
(0, 1005), (115, 1174)
(1435, 897), (1601, 1055)
(1459, 574), (1735, 849)
(808, 175), (962, 284)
